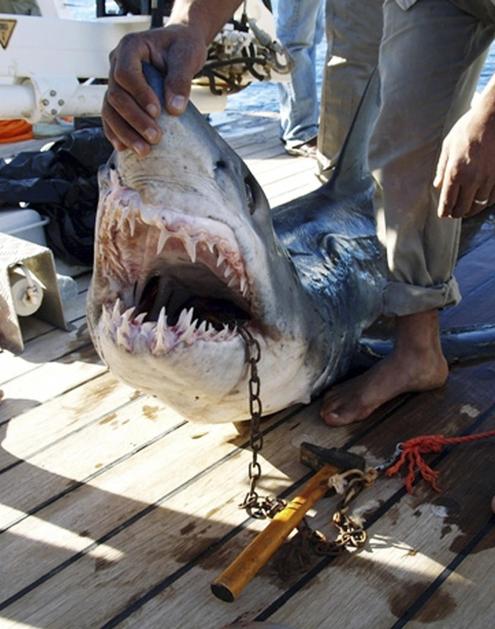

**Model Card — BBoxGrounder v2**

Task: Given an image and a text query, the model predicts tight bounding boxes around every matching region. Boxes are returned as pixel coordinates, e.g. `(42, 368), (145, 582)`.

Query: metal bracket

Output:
(28, 75), (80, 123)
(0, 232), (68, 354)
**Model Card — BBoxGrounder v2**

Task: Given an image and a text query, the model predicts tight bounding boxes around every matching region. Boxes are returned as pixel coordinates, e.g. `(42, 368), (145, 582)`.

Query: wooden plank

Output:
(268, 172), (321, 207)
(0, 409), (290, 606)
(407, 524), (495, 628)
(251, 156), (316, 187)
(229, 133), (280, 155)
(0, 345), (105, 424)
(220, 115), (279, 151)
(237, 133), (280, 155)
(0, 372), (135, 471)
(1, 361), (492, 626)
(260, 162), (316, 192)
(0, 394), (185, 533)
(263, 414), (495, 628)
(108, 364), (495, 629)
(250, 152), (313, 177)
(242, 140), (285, 162)
(0, 316), (90, 387)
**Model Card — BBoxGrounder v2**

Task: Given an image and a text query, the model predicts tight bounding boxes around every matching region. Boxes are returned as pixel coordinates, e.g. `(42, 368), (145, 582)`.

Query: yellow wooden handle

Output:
(211, 463), (338, 602)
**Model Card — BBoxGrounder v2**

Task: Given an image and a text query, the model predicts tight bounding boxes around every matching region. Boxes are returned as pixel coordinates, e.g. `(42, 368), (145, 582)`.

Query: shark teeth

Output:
(156, 229), (168, 255)
(150, 219), (247, 299)
(112, 299), (122, 322)
(115, 204), (138, 236)
(103, 179), (253, 278)
(128, 211), (137, 236)
(154, 224), (200, 265)
(184, 237), (197, 263)
(103, 301), (239, 355)
(240, 276), (247, 295)
(152, 307), (169, 353)
(117, 207), (128, 230)
(105, 196), (252, 304)
(177, 307), (194, 332)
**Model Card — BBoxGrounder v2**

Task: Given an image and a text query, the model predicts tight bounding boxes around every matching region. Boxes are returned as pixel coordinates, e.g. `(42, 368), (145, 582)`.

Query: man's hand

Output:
(102, 25), (207, 156)
(434, 98), (495, 219)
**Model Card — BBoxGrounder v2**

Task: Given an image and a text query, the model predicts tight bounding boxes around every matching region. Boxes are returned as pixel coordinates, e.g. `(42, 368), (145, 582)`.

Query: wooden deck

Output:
(0, 113), (494, 629)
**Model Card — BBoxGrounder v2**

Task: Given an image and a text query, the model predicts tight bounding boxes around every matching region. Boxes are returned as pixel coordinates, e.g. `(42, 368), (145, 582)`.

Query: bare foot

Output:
(321, 310), (448, 426)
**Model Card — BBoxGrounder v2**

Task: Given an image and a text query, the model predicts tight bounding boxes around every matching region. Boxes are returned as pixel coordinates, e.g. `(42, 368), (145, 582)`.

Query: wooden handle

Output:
(211, 463), (338, 602)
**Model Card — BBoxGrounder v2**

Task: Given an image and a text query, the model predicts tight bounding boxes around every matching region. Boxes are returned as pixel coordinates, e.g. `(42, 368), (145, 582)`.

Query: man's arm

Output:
(168, 0), (243, 45)
(102, 0), (242, 155)
(435, 74), (495, 219)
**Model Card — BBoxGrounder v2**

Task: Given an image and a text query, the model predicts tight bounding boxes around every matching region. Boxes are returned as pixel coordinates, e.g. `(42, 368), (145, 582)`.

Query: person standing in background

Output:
(275, 0), (325, 158)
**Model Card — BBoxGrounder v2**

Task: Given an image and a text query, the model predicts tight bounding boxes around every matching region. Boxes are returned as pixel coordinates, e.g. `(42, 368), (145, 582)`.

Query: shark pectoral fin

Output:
(439, 324), (495, 365)
(359, 323), (495, 366)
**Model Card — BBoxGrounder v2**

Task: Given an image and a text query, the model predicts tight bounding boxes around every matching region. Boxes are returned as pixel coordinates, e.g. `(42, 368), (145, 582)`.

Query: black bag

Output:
(0, 128), (113, 265)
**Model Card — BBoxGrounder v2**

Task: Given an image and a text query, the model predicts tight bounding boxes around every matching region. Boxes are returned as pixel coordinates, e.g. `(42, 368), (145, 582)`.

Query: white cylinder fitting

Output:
(10, 266), (44, 317)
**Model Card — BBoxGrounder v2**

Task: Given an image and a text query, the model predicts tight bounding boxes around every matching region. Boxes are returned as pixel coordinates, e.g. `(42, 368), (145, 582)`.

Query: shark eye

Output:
(245, 176), (256, 215)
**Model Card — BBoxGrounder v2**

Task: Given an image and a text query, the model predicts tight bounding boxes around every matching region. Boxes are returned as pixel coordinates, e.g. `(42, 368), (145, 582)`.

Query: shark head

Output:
(88, 66), (328, 423)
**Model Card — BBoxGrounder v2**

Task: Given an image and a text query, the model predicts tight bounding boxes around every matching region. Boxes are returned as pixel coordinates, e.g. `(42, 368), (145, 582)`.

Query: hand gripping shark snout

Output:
(87, 64), (387, 424)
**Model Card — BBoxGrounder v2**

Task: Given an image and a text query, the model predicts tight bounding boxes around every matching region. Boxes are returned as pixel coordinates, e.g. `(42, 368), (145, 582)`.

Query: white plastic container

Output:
(0, 208), (49, 246)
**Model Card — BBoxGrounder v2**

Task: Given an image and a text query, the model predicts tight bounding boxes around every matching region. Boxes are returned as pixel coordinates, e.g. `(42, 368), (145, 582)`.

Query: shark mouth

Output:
(96, 182), (255, 356)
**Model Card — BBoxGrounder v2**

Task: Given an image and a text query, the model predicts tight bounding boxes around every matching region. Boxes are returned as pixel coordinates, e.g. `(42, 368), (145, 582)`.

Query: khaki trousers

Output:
(317, 0), (382, 176)
(319, 0), (495, 316)
(373, 0), (494, 315)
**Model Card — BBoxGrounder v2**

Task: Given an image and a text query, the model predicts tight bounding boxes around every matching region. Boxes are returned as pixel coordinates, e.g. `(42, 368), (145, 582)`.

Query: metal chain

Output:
(310, 467), (377, 556)
(275, 471), (373, 578)
(238, 326), (286, 519)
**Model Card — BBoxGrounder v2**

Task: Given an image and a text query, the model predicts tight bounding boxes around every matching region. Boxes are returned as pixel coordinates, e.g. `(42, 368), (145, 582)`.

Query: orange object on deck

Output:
(0, 119), (33, 144)
(386, 428), (495, 493)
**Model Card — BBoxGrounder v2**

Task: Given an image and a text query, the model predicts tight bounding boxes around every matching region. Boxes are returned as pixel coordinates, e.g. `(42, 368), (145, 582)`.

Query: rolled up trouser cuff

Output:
(382, 277), (461, 317)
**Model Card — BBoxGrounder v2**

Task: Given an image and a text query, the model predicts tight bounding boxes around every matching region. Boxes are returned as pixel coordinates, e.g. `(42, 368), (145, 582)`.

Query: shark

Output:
(87, 65), (495, 424)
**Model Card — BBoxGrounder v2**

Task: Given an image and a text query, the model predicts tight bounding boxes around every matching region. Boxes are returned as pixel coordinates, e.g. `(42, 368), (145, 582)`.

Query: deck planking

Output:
(0, 112), (493, 628)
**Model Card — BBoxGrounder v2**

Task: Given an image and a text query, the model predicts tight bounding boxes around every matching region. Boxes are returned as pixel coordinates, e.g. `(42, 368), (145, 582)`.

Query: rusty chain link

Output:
(275, 473), (372, 579)
(238, 326), (286, 519)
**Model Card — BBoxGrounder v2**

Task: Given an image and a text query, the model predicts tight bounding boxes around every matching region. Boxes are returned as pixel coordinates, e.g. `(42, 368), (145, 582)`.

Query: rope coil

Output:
(385, 429), (495, 493)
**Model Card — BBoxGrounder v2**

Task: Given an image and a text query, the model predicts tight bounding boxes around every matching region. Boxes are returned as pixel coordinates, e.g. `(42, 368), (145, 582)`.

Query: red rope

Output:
(385, 429), (495, 494)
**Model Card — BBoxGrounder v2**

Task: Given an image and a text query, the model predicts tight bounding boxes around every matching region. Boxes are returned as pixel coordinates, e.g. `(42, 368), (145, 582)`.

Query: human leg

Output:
(321, 310), (448, 424)
(322, 0), (495, 425)
(317, 0), (382, 178)
(276, 0), (325, 150)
